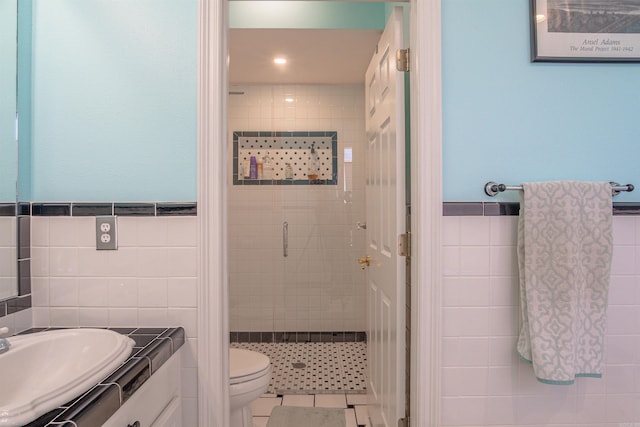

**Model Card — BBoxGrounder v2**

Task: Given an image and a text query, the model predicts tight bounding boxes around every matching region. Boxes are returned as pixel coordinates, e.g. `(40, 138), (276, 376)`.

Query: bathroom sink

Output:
(0, 328), (135, 426)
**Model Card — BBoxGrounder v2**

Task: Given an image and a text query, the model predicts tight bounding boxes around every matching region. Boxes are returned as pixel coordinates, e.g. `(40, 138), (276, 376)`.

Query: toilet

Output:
(229, 348), (272, 427)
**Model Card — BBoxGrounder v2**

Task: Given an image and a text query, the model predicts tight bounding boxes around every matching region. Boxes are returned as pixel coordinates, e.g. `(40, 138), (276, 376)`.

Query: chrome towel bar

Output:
(484, 181), (634, 197)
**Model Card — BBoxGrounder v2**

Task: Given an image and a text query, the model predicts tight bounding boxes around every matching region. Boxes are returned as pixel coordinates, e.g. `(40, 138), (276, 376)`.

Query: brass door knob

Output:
(358, 256), (371, 270)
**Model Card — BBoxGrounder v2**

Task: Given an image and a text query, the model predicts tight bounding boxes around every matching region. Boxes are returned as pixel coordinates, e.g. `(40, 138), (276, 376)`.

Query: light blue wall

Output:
(229, 1), (386, 29)
(30, 0), (640, 203)
(17, 0), (32, 201)
(0, 0), (17, 202)
(30, 0), (197, 202)
(23, 0), (385, 201)
(29, 1), (382, 202)
(442, 0), (640, 202)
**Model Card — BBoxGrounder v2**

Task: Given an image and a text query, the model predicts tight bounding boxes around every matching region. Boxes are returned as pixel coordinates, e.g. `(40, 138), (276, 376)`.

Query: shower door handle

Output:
(283, 221), (288, 257)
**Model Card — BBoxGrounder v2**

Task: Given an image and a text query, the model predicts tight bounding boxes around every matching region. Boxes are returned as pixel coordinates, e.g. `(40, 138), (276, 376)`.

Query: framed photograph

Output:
(531, 0), (640, 62)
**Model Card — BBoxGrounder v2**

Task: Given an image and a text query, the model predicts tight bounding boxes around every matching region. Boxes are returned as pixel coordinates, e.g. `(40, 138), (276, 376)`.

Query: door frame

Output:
(196, 0), (442, 426)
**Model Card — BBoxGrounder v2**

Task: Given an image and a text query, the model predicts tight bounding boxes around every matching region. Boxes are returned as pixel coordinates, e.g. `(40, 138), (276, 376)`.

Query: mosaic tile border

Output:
(232, 131), (338, 186)
(230, 331), (367, 343)
(28, 202), (197, 217)
(18, 327), (185, 427)
(0, 203), (16, 216)
(443, 201), (640, 216)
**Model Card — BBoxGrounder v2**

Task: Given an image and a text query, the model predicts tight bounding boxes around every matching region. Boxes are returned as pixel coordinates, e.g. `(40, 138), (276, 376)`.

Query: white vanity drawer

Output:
(151, 396), (182, 427)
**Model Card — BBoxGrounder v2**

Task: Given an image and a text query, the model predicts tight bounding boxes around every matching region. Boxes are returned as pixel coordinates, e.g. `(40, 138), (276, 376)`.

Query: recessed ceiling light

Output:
(274, 57), (287, 65)
(285, 97), (295, 103)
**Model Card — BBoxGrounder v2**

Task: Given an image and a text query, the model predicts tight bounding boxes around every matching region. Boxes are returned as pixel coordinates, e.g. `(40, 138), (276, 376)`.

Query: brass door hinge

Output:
(396, 48), (410, 72)
(398, 232), (411, 257)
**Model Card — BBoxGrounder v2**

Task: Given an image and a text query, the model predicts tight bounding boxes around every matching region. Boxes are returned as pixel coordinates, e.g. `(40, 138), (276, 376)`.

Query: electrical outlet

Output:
(96, 216), (117, 250)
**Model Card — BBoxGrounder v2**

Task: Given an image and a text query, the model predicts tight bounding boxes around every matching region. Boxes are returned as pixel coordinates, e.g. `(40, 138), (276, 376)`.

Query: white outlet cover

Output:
(96, 216), (117, 250)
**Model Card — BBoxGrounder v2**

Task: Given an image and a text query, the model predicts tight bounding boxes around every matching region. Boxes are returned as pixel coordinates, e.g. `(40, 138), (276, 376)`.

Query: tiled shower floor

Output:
(230, 341), (367, 394)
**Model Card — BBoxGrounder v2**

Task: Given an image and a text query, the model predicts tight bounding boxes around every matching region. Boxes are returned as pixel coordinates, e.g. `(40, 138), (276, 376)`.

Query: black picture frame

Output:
(531, 0), (640, 62)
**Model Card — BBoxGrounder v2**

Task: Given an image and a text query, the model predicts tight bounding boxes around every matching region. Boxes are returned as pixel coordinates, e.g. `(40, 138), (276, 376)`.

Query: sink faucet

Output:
(0, 327), (11, 355)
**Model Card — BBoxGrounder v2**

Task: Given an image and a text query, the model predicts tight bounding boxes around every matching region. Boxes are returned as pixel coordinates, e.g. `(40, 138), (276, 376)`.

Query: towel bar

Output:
(484, 181), (634, 197)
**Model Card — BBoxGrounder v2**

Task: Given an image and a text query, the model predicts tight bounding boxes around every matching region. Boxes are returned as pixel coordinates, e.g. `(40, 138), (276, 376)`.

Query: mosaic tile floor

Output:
(230, 342), (367, 394)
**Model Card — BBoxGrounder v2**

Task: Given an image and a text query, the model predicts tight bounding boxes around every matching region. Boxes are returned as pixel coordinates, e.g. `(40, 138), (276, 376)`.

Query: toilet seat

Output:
(229, 348), (271, 385)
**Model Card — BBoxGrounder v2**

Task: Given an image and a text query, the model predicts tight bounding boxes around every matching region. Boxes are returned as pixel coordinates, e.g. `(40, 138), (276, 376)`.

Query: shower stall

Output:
(227, 84), (368, 394)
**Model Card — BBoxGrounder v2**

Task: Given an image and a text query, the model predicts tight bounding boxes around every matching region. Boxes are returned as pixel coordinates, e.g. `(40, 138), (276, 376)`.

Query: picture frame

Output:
(531, 0), (640, 62)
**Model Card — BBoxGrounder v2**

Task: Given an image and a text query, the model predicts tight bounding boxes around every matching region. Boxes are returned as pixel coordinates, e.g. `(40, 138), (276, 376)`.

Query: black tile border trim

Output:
(443, 201), (640, 216)
(14, 201), (640, 218)
(230, 331), (367, 343)
(71, 203), (114, 217)
(7, 294), (31, 315)
(31, 204), (71, 216)
(13, 327), (185, 427)
(54, 384), (121, 427)
(233, 131), (338, 186)
(0, 203), (16, 216)
(157, 203), (199, 216)
(612, 202), (640, 216)
(0, 210), (31, 320)
(20, 202), (197, 217)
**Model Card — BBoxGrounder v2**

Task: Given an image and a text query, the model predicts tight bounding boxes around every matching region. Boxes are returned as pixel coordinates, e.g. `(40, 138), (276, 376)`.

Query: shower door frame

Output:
(196, 0), (443, 426)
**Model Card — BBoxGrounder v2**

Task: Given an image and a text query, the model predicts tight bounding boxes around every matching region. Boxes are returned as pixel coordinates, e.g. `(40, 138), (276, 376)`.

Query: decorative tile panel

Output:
(233, 131), (338, 185)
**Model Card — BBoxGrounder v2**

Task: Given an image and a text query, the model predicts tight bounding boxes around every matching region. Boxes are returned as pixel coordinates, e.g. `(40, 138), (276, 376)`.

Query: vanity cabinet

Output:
(103, 347), (183, 427)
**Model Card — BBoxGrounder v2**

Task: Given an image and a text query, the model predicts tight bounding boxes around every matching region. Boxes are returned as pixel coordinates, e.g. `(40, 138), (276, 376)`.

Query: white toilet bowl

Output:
(229, 348), (272, 427)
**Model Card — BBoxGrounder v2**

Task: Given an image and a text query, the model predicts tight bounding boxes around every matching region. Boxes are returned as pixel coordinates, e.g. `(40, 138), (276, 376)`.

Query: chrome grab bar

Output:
(283, 221), (288, 257)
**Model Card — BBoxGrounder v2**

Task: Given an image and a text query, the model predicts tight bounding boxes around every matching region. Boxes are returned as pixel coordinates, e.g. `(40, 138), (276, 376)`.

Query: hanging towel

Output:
(516, 181), (613, 385)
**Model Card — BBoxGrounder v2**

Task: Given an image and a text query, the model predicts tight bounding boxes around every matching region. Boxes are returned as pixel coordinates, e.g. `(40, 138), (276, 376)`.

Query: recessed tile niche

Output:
(232, 131), (338, 185)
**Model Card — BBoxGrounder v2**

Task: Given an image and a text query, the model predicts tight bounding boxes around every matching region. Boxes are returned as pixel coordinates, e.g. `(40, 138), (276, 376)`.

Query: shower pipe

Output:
(484, 181), (634, 197)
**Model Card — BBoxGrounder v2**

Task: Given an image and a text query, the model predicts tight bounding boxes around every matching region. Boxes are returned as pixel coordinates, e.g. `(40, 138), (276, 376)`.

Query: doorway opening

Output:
(226, 3), (410, 426)
(196, 0), (442, 425)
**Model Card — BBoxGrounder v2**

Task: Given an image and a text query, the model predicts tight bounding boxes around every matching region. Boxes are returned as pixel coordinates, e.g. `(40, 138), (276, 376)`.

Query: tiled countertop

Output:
(17, 327), (185, 427)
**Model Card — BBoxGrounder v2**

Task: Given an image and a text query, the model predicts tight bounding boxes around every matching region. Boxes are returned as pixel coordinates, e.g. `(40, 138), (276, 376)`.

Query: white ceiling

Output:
(228, 29), (382, 85)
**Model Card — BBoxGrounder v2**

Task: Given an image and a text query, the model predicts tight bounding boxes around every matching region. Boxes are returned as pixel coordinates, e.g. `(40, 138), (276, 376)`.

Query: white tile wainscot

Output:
(30, 215), (199, 427)
(440, 214), (640, 427)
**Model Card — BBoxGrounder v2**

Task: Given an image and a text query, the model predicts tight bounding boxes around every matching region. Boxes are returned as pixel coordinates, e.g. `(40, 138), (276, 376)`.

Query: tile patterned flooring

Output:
(230, 341), (367, 394)
(250, 393), (370, 427)
(230, 341), (369, 426)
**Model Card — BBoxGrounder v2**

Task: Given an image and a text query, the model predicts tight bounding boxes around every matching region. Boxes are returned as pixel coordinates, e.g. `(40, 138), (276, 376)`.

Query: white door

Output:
(364, 6), (406, 427)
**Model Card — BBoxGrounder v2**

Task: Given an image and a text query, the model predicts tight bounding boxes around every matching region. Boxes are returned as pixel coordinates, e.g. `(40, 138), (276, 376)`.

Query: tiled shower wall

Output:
(228, 85), (367, 333)
(441, 214), (640, 427)
(29, 216), (198, 426)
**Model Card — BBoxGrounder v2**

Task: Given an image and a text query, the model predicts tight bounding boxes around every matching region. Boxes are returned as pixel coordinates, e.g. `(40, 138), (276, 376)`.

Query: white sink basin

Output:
(0, 328), (135, 426)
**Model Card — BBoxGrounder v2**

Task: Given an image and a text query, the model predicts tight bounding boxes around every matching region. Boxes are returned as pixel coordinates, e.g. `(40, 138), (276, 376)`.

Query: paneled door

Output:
(364, 6), (406, 427)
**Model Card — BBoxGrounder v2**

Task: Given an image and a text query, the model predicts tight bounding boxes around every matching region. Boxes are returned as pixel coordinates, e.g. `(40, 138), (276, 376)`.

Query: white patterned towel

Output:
(516, 181), (613, 384)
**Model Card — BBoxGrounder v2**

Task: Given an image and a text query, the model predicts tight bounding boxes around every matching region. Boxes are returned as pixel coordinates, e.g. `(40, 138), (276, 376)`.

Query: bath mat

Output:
(266, 406), (346, 427)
